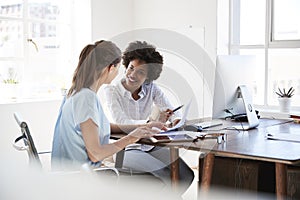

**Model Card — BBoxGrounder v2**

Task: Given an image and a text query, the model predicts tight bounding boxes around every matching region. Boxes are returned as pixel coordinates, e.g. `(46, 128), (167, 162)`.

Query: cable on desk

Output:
(224, 108), (246, 131)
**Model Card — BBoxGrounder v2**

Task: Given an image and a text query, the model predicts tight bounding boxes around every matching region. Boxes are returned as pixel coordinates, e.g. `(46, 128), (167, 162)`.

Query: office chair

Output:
(12, 112), (119, 176)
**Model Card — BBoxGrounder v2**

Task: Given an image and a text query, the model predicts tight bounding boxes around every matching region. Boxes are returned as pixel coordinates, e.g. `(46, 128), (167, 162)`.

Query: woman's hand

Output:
(146, 121), (168, 131)
(128, 126), (160, 143)
(170, 119), (181, 127)
(157, 109), (173, 123)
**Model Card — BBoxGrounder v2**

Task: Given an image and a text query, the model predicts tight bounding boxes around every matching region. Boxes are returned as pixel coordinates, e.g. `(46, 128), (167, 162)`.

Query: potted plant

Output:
(1, 67), (20, 99)
(276, 86), (294, 113)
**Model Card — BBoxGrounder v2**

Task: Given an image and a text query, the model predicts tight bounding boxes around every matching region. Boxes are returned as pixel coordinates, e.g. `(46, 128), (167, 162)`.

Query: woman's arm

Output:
(110, 123), (140, 135)
(152, 84), (182, 122)
(81, 119), (159, 162)
(110, 121), (167, 135)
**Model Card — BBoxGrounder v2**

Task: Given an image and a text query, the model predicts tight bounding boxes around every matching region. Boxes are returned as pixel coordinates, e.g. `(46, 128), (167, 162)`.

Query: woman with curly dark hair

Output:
(104, 41), (194, 194)
(105, 40), (181, 124)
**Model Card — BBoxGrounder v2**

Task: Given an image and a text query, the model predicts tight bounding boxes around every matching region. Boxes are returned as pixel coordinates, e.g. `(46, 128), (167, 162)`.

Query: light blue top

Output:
(51, 88), (110, 170)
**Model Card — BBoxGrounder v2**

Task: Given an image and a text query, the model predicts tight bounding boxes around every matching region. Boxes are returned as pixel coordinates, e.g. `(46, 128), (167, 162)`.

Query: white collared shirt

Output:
(104, 78), (181, 125)
(104, 79), (181, 152)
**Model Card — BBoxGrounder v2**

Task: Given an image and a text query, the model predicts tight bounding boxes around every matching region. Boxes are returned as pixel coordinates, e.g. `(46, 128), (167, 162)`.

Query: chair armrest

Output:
(13, 135), (28, 151)
(93, 167), (120, 176)
(81, 163), (120, 177)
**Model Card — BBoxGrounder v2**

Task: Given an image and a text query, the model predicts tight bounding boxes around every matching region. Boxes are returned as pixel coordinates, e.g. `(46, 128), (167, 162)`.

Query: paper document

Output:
(163, 99), (192, 132)
(266, 133), (300, 143)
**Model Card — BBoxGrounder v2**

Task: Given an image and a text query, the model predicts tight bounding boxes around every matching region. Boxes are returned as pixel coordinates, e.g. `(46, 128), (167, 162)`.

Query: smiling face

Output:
(123, 59), (148, 93)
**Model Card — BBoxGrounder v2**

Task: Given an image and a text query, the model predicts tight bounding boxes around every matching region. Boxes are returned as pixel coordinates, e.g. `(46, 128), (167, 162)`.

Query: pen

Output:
(172, 105), (184, 113)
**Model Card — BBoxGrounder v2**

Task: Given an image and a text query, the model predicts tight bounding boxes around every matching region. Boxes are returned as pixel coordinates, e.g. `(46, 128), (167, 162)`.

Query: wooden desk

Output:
(111, 118), (300, 199)
(186, 118), (300, 199)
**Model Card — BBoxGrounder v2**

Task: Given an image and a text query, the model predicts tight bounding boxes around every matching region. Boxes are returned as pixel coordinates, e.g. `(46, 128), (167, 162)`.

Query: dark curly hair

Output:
(122, 41), (163, 83)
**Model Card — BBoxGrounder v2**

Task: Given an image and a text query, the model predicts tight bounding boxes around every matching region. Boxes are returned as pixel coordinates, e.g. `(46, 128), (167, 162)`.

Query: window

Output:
(0, 0), (90, 101)
(218, 0), (300, 111)
(271, 0), (300, 42)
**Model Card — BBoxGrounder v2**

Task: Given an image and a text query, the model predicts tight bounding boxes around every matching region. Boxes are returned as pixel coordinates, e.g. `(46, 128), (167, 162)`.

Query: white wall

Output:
(91, 0), (216, 59)
(0, 100), (61, 166)
(91, 0), (217, 119)
(91, 0), (134, 40)
(132, 0), (217, 60)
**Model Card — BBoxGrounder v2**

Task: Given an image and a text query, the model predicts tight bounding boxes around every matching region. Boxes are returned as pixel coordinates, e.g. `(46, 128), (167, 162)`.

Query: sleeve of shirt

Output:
(152, 83), (182, 121)
(73, 91), (100, 129)
(104, 85), (146, 125)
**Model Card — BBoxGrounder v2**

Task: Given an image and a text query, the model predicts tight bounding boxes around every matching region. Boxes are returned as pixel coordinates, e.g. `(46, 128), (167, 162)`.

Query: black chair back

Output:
(13, 112), (42, 167)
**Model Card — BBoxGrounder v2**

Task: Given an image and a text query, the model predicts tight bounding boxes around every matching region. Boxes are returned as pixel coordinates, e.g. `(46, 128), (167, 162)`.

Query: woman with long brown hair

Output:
(51, 40), (164, 170)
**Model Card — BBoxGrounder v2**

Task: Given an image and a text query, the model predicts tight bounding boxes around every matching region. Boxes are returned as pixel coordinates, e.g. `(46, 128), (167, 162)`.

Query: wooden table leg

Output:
(275, 163), (287, 200)
(199, 153), (215, 192)
(170, 147), (179, 189)
(198, 153), (204, 184)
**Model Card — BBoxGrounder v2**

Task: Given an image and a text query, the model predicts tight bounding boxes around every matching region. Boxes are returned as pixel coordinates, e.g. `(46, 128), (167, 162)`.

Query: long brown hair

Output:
(67, 40), (121, 97)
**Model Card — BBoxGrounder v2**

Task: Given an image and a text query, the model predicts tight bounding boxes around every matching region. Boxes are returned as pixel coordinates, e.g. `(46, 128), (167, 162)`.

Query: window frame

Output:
(268, 0), (300, 48)
(227, 0), (300, 111)
(0, 0), (78, 102)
